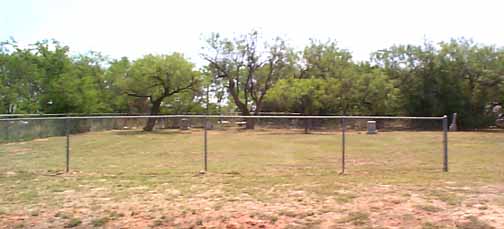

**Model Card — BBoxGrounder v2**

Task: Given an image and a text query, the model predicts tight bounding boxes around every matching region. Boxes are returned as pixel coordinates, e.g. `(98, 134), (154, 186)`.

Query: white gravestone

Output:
(367, 121), (378, 134)
(449, 113), (457, 131)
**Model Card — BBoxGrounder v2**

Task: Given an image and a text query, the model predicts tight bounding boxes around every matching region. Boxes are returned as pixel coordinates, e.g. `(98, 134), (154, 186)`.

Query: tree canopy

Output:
(1, 34), (504, 129)
(123, 53), (200, 130)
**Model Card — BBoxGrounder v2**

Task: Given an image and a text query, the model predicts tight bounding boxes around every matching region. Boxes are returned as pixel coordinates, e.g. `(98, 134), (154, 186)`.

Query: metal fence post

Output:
(204, 82), (210, 173)
(65, 118), (70, 173)
(341, 118), (346, 174)
(5, 121), (10, 142)
(204, 120), (208, 172)
(442, 115), (448, 172)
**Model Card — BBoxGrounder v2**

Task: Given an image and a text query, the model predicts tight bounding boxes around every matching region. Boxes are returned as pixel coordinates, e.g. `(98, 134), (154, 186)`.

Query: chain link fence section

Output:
(0, 115), (448, 174)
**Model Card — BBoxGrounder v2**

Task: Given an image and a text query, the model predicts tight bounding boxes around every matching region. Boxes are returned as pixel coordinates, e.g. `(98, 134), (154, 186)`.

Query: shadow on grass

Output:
(464, 128), (504, 133)
(254, 130), (337, 136)
(113, 130), (192, 136)
(249, 129), (429, 135)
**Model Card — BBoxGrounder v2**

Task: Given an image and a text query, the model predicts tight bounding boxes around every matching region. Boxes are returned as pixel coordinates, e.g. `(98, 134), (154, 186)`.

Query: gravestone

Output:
(204, 121), (214, 130)
(449, 113), (457, 131)
(493, 105), (504, 128)
(179, 118), (190, 130)
(367, 121), (378, 134)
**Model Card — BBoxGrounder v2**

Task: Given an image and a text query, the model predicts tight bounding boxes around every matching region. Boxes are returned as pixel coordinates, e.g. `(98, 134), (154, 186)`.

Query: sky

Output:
(1, 0), (504, 65)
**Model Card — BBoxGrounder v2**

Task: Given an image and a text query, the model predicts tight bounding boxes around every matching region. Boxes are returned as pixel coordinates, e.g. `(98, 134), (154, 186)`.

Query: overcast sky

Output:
(1, 0), (504, 64)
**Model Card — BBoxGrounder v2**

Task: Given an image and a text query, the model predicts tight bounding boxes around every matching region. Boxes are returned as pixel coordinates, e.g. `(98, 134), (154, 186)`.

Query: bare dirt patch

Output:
(1, 183), (503, 228)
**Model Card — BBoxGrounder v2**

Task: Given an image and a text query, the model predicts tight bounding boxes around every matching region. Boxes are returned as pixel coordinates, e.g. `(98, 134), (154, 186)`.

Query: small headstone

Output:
(492, 105), (504, 128)
(492, 105), (502, 114)
(496, 118), (504, 128)
(236, 121), (247, 127)
(204, 121), (213, 130)
(179, 118), (190, 130)
(367, 121), (378, 134)
(449, 113), (457, 131)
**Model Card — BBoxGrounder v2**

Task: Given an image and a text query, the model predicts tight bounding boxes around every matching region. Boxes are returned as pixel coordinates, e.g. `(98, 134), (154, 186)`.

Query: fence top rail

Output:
(0, 112), (303, 118)
(0, 114), (447, 121)
(0, 113), (131, 117)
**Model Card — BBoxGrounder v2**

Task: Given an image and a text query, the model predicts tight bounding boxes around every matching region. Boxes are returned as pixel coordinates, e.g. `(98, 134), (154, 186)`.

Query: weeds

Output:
(338, 211), (370, 226)
(64, 218), (82, 228)
(429, 190), (461, 206)
(415, 205), (443, 213)
(91, 217), (109, 227)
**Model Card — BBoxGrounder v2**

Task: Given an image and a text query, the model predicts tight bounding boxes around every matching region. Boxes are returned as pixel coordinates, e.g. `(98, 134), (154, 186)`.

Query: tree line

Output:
(1, 32), (503, 130)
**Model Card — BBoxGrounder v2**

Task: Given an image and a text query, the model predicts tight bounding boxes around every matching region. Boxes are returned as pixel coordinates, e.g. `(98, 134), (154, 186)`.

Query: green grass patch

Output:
(64, 218), (82, 228)
(422, 222), (445, 229)
(415, 204), (443, 213)
(91, 217), (110, 227)
(108, 211), (125, 219)
(429, 190), (462, 206)
(338, 211), (370, 225)
(55, 212), (71, 219)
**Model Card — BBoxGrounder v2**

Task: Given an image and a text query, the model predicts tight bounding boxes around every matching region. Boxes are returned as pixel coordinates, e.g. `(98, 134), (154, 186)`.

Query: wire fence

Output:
(0, 115), (448, 175)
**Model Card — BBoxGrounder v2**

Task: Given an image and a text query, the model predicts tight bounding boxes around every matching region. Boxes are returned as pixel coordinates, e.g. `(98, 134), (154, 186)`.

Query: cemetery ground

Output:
(0, 129), (503, 228)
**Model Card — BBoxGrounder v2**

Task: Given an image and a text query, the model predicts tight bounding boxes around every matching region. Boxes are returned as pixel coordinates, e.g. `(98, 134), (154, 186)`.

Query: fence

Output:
(0, 115), (449, 175)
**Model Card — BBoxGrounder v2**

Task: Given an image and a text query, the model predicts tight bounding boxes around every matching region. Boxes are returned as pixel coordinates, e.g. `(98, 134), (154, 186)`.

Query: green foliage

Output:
(266, 41), (400, 116)
(1, 36), (503, 129)
(203, 30), (294, 118)
(124, 53), (200, 115)
(0, 40), (118, 114)
(64, 218), (82, 228)
(91, 217), (109, 227)
(126, 54), (197, 99)
(102, 57), (130, 112)
(373, 38), (504, 128)
(266, 78), (326, 114)
(0, 40), (43, 113)
(300, 39), (354, 79)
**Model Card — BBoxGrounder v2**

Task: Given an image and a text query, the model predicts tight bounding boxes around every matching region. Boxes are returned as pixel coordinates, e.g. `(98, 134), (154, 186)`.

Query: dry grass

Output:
(0, 129), (503, 228)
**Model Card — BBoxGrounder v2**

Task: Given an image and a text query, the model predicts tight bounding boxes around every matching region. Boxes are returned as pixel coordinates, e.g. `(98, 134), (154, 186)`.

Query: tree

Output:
(70, 52), (110, 113)
(266, 78), (326, 133)
(373, 38), (504, 128)
(298, 40), (358, 115)
(124, 53), (199, 131)
(0, 40), (42, 113)
(1, 36), (503, 130)
(203, 31), (294, 129)
(351, 67), (401, 115)
(438, 39), (504, 127)
(32, 40), (78, 113)
(266, 78), (325, 115)
(264, 40), (400, 120)
(299, 39), (354, 80)
(103, 57), (131, 113)
(373, 41), (443, 118)
(0, 39), (115, 114)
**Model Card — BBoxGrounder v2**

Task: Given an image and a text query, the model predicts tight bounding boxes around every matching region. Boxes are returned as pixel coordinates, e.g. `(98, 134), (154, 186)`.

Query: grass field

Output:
(1, 128), (503, 228)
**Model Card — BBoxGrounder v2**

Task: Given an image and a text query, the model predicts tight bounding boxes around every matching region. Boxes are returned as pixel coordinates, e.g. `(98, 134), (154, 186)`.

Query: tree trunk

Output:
(228, 79), (256, 129)
(302, 99), (312, 134)
(240, 109), (255, 129)
(245, 118), (256, 129)
(144, 98), (162, 131)
(304, 119), (312, 134)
